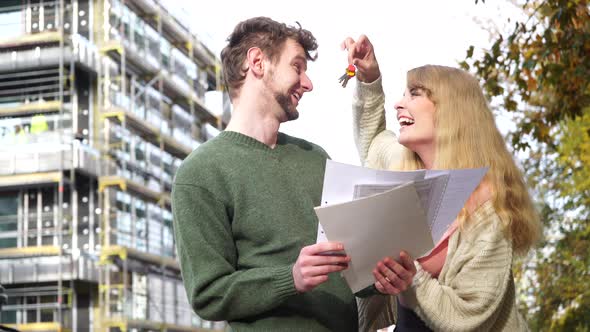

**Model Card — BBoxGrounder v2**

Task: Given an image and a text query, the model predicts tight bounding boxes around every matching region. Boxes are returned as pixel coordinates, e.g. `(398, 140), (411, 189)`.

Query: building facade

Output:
(0, 0), (230, 331)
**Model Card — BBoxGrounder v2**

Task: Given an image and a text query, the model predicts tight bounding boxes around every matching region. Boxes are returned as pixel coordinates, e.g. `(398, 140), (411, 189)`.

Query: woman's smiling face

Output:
(394, 85), (437, 156)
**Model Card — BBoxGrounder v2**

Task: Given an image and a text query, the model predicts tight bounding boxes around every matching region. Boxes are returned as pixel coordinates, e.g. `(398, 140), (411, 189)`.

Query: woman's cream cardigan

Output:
(354, 78), (529, 332)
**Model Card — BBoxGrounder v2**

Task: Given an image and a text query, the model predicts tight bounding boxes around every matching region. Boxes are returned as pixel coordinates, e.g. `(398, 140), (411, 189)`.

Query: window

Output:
(0, 192), (19, 248)
(135, 198), (146, 220)
(134, 139), (146, 163)
(1, 310), (17, 324)
(160, 38), (171, 68)
(135, 198), (147, 252)
(0, 192), (18, 231)
(171, 48), (196, 82)
(133, 16), (145, 51)
(145, 24), (160, 67)
(40, 295), (57, 303)
(26, 309), (36, 323)
(40, 308), (53, 322)
(163, 210), (174, 257)
(0, 6), (22, 40)
(1, 289), (67, 325)
(121, 6), (131, 40)
(0, 238), (17, 248)
(108, 0), (122, 40)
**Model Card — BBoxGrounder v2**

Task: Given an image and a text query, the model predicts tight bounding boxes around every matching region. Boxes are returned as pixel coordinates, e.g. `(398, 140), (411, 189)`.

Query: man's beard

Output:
(265, 69), (299, 121)
(274, 91), (299, 121)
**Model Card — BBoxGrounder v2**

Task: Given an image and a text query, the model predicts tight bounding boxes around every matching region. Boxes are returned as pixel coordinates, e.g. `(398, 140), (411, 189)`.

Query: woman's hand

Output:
(373, 251), (416, 295)
(340, 35), (381, 83)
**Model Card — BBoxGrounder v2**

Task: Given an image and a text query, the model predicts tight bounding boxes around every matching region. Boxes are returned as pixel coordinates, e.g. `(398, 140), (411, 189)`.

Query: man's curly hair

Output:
(220, 17), (318, 100)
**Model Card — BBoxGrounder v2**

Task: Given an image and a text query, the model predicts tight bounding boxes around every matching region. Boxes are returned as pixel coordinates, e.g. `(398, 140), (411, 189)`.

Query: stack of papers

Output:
(315, 160), (488, 293)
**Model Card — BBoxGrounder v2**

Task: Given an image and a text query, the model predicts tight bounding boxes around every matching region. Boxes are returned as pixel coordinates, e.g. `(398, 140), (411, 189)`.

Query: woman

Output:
(343, 35), (542, 331)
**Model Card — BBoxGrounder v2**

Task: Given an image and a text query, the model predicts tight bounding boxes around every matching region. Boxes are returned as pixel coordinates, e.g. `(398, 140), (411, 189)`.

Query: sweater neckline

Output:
(219, 130), (286, 152)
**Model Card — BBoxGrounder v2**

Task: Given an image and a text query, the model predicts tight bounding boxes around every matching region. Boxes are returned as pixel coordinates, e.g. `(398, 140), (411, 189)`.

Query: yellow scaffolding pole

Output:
(0, 31), (62, 48)
(0, 245), (60, 258)
(99, 40), (124, 55)
(98, 176), (127, 192)
(5, 322), (70, 332)
(0, 100), (63, 116)
(0, 172), (62, 187)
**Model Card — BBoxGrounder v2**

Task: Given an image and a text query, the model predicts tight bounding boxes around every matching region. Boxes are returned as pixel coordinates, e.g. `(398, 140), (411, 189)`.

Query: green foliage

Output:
(467, 0), (590, 330)
(557, 109), (590, 207)
(469, 0), (590, 148)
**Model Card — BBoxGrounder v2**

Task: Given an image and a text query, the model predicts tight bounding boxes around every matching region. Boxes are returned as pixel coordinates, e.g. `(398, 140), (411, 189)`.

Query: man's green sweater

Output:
(172, 131), (358, 331)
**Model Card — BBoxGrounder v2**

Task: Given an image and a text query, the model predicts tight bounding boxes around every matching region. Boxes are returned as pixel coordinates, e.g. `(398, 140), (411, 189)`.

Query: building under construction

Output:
(0, 0), (230, 331)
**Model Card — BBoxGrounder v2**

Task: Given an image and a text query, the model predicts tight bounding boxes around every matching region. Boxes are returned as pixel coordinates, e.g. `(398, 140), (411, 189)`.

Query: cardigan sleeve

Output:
(402, 211), (516, 332)
(352, 76), (404, 169)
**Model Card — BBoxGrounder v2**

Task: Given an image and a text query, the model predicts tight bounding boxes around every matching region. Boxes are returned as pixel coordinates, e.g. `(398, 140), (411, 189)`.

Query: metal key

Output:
(338, 64), (356, 88)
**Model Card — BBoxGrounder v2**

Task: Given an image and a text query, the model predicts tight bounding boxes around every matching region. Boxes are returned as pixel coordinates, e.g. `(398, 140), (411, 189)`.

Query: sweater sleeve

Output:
(402, 218), (515, 332)
(352, 76), (403, 169)
(172, 183), (297, 321)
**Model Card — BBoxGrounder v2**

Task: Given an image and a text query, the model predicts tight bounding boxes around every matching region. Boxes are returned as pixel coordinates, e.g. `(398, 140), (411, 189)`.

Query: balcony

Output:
(98, 175), (167, 205)
(101, 0), (218, 124)
(99, 245), (178, 271)
(100, 41), (216, 124)
(0, 139), (104, 180)
(0, 0), (91, 50)
(102, 105), (195, 159)
(0, 35), (100, 76)
(116, 0), (217, 70)
(0, 253), (99, 284)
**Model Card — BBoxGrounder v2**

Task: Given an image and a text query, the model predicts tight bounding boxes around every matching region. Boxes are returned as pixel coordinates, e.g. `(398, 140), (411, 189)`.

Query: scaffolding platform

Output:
(4, 322), (69, 332)
(0, 101), (64, 117)
(102, 108), (193, 159)
(0, 31), (62, 49)
(98, 175), (165, 204)
(100, 39), (217, 125)
(0, 245), (60, 259)
(99, 245), (179, 271)
(0, 172), (62, 188)
(124, 0), (217, 71)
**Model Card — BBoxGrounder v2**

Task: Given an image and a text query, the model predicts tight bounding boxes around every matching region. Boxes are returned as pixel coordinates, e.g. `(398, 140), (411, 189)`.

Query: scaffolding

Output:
(0, 1), (229, 331)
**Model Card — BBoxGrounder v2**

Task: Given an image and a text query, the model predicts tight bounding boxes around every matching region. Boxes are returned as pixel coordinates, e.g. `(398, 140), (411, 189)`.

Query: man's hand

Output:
(341, 35), (380, 84)
(292, 242), (350, 293)
(373, 251), (417, 295)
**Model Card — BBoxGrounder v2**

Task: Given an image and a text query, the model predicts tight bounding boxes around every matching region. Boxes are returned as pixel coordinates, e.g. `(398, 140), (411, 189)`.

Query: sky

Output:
(166, 0), (518, 165)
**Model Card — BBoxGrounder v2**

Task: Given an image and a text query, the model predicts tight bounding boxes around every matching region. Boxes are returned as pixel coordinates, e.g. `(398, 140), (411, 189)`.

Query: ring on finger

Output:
(385, 276), (391, 283)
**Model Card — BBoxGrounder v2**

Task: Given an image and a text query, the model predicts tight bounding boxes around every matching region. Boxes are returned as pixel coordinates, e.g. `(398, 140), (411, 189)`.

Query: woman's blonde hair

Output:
(398, 65), (541, 254)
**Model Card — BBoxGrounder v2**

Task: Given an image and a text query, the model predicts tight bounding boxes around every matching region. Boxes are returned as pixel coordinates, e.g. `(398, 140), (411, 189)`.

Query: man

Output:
(172, 17), (358, 331)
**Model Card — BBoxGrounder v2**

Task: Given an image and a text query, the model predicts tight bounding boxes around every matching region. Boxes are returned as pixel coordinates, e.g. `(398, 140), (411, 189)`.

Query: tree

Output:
(464, 0), (590, 330)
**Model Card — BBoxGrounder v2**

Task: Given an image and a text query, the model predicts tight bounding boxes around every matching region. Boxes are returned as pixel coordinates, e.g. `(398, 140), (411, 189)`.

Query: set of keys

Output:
(338, 64), (356, 88)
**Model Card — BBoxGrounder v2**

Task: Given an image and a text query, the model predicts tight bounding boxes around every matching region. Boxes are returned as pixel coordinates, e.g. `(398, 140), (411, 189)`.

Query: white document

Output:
(317, 160), (488, 244)
(316, 160), (425, 244)
(315, 160), (488, 292)
(315, 183), (433, 293)
(426, 167), (489, 242)
(319, 160), (425, 206)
